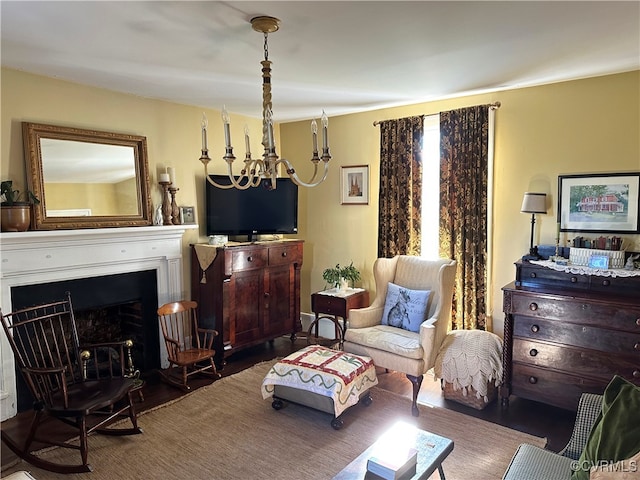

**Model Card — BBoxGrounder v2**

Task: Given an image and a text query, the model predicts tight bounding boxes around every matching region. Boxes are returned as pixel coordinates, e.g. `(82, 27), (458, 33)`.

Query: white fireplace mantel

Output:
(0, 225), (197, 420)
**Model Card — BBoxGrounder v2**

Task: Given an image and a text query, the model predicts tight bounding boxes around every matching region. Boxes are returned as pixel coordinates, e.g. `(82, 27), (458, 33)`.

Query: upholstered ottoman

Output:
(261, 345), (378, 429)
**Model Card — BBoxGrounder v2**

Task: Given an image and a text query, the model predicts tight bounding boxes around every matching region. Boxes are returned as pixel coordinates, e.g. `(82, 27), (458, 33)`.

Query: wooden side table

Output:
(310, 288), (369, 347)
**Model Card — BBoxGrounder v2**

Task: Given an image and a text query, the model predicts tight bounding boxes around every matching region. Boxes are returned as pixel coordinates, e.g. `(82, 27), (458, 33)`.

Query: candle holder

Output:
(159, 181), (172, 225)
(169, 186), (180, 225)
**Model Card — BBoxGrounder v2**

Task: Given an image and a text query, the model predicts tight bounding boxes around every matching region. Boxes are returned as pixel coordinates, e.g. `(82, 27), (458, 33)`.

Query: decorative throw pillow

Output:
(380, 282), (430, 333)
(570, 376), (640, 480)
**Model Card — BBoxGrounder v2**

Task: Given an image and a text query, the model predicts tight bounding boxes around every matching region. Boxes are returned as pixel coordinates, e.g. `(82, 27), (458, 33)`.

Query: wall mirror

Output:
(23, 122), (153, 230)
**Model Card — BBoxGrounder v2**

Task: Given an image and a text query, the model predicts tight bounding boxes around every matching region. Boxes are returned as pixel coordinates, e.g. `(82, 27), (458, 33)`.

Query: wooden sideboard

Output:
(191, 240), (303, 367)
(501, 260), (640, 411)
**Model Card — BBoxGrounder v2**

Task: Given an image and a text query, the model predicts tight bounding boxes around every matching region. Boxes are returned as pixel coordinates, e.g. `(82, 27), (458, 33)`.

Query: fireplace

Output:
(11, 270), (159, 412)
(0, 225), (196, 420)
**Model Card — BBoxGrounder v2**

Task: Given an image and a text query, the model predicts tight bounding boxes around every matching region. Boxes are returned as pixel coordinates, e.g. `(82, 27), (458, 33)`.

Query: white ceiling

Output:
(1, 1), (639, 122)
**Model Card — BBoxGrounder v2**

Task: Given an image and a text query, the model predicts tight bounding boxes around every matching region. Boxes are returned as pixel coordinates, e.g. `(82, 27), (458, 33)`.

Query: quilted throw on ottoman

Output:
(261, 345), (378, 417)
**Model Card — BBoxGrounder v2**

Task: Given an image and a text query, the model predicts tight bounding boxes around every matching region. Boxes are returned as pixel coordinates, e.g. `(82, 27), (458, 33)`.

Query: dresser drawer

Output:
(510, 293), (640, 332)
(514, 316), (640, 355)
(268, 244), (302, 266)
(231, 248), (268, 271)
(513, 338), (640, 382)
(312, 294), (346, 316)
(517, 263), (590, 290)
(511, 363), (605, 410)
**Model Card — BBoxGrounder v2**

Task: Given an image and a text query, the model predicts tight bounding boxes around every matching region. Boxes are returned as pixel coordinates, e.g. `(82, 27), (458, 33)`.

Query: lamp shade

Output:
(521, 192), (547, 214)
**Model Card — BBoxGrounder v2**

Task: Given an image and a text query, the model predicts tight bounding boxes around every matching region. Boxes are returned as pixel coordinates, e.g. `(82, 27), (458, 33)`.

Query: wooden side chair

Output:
(0, 292), (143, 474)
(157, 300), (221, 391)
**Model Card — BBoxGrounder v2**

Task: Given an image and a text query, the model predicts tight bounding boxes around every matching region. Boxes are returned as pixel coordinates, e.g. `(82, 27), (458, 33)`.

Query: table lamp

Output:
(521, 192), (547, 261)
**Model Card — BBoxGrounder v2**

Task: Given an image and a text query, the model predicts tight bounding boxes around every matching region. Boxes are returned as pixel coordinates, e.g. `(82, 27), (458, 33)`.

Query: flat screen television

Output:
(206, 175), (298, 241)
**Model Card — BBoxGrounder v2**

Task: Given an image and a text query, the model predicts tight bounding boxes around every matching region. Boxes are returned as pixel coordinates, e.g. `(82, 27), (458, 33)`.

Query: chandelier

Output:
(199, 16), (331, 190)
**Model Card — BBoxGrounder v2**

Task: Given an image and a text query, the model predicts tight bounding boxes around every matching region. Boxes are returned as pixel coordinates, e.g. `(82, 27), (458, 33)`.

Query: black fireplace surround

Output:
(10, 270), (159, 412)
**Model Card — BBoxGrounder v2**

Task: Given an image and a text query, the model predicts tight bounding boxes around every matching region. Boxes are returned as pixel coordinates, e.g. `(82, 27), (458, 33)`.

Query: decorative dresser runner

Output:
(261, 345), (378, 417)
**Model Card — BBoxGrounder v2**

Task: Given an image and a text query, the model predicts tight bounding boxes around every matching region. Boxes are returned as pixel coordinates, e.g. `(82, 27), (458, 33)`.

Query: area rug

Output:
(4, 360), (545, 480)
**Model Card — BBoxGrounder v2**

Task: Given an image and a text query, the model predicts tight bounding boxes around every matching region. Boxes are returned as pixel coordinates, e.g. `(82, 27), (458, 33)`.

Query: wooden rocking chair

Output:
(157, 300), (221, 391)
(0, 292), (143, 474)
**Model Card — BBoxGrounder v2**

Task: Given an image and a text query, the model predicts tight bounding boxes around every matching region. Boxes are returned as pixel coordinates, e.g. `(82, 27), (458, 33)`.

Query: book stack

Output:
(366, 447), (418, 480)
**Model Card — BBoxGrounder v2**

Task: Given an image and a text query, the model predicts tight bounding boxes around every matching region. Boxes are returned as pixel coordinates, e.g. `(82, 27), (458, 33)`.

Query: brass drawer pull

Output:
(528, 376), (538, 384)
(634, 370), (640, 379)
(530, 272), (537, 278)
(601, 279), (610, 287)
(529, 349), (538, 357)
(635, 343), (640, 351)
(281, 251), (287, 257)
(637, 318), (640, 326)
(570, 276), (578, 283)
(531, 324), (540, 333)
(247, 256), (253, 262)
(529, 303), (538, 311)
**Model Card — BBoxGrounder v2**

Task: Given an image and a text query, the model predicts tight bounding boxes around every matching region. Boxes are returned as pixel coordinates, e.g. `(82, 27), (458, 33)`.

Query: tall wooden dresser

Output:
(501, 260), (640, 411)
(191, 240), (303, 368)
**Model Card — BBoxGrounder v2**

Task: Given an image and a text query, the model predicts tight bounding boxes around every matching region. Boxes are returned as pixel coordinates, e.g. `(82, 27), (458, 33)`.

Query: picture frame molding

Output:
(558, 172), (640, 234)
(340, 165), (369, 205)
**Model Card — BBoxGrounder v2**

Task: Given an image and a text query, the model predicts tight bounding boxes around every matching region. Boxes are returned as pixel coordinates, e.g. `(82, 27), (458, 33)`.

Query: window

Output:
(420, 114), (440, 259)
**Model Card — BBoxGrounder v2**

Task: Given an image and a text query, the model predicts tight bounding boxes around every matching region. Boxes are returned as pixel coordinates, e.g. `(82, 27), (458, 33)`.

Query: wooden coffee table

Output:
(332, 427), (454, 480)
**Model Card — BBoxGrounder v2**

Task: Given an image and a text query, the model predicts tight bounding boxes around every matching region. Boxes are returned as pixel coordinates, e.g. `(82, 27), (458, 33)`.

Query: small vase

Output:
(338, 278), (349, 292)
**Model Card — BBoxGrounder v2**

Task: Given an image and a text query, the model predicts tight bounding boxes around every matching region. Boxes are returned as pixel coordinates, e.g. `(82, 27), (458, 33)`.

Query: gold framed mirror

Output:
(23, 122), (153, 230)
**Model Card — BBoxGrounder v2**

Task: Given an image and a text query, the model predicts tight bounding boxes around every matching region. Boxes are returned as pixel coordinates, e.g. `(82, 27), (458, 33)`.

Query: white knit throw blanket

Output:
(434, 329), (503, 402)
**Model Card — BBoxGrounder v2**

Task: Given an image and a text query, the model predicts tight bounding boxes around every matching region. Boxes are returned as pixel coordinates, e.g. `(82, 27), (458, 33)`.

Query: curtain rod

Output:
(372, 101), (501, 126)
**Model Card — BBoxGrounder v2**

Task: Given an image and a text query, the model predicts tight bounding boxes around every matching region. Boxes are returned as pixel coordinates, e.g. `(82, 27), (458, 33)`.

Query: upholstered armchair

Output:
(343, 256), (456, 416)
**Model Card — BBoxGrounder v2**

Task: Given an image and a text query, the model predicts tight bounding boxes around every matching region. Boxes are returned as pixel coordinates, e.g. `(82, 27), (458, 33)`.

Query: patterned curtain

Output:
(439, 106), (490, 330)
(378, 117), (424, 258)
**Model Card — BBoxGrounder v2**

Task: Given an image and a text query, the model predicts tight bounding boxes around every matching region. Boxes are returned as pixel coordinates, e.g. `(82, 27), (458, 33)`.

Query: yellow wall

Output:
(1, 68), (268, 298)
(282, 71), (640, 335)
(2, 68), (639, 336)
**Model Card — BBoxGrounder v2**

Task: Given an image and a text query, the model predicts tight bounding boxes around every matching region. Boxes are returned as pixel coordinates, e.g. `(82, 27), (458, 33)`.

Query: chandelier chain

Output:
(263, 32), (269, 61)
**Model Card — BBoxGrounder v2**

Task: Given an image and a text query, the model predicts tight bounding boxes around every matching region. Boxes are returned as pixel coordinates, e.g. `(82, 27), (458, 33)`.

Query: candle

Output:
(321, 111), (328, 150)
(201, 113), (208, 151)
(311, 119), (318, 153)
(167, 167), (176, 186)
(244, 124), (251, 156)
(556, 222), (561, 241)
(159, 173), (170, 183)
(222, 106), (231, 148)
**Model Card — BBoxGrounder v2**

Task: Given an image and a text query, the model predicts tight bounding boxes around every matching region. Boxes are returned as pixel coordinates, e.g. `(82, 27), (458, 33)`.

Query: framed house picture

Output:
(558, 172), (640, 233)
(340, 165), (369, 205)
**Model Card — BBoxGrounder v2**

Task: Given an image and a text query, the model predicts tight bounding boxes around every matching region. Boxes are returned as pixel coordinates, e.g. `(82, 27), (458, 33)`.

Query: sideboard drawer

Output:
(268, 244), (302, 266)
(511, 363), (604, 410)
(231, 248), (268, 271)
(514, 316), (640, 355)
(517, 263), (590, 290)
(513, 338), (640, 382)
(510, 294), (640, 331)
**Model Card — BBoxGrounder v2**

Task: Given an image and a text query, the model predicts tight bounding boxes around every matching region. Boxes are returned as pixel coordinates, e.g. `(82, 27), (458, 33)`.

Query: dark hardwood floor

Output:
(1, 336), (576, 471)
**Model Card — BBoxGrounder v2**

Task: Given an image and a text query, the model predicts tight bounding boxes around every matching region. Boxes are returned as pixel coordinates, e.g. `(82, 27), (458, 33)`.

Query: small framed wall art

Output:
(340, 165), (369, 205)
(558, 172), (640, 233)
(180, 206), (196, 224)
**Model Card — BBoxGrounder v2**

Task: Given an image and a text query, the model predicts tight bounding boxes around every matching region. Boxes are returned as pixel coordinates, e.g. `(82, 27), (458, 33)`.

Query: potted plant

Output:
(322, 261), (361, 291)
(1, 180), (40, 232)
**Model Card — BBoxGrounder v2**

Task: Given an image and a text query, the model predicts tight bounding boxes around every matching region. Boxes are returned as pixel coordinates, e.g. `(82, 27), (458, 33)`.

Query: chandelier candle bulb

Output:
(222, 107), (231, 148)
(244, 124), (251, 156)
(311, 119), (318, 154)
(201, 113), (208, 151)
(322, 111), (329, 150)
